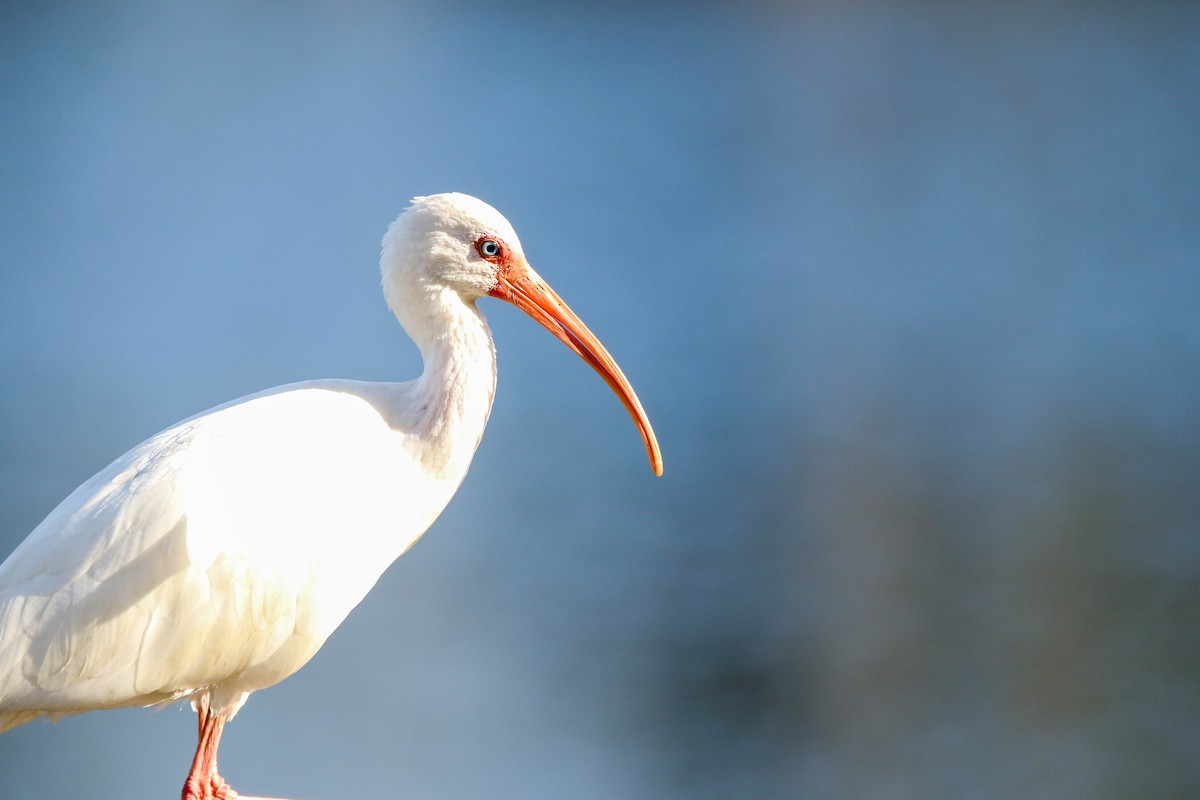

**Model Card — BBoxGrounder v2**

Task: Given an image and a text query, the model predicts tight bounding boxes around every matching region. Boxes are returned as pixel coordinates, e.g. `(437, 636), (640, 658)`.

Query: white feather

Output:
(0, 194), (504, 732)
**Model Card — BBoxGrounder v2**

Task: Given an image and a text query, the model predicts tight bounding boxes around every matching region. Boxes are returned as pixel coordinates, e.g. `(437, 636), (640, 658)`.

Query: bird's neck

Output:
(399, 285), (498, 483)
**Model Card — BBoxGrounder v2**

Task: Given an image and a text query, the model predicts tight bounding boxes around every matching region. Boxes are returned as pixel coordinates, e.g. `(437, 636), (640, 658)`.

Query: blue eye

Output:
(478, 239), (501, 258)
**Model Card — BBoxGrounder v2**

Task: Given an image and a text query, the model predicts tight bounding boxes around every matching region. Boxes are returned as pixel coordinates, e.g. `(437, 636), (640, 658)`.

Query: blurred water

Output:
(1, 2), (1198, 799)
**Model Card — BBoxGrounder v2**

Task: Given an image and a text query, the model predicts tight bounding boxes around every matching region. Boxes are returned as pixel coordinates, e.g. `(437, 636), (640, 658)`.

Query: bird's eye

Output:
(477, 238), (502, 259)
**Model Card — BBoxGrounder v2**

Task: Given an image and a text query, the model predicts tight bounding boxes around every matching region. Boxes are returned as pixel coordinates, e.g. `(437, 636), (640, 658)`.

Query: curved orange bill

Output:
(489, 262), (663, 476)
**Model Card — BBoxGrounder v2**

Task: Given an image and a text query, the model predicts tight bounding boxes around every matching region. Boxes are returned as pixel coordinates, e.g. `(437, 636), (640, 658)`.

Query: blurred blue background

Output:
(2, 2), (1198, 798)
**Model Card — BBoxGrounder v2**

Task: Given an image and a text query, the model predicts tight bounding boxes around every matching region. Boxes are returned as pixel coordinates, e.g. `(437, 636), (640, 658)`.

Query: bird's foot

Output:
(182, 772), (238, 800)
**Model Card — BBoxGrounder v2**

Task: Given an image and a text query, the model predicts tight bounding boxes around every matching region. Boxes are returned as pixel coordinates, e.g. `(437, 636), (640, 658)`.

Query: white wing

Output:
(0, 381), (448, 733)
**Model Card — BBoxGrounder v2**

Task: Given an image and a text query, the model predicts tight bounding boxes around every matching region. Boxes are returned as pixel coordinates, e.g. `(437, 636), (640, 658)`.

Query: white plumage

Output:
(0, 193), (661, 798)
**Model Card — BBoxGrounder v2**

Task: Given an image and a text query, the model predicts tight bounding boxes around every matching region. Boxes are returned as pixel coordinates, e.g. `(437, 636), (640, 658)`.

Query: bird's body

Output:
(0, 379), (480, 732)
(0, 193), (660, 799)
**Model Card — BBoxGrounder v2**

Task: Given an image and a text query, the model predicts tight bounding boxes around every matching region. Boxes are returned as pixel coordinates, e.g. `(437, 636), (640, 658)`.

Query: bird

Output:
(0, 192), (662, 800)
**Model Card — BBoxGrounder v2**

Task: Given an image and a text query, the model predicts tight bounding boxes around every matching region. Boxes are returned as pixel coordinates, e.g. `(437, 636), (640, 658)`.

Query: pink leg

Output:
(181, 700), (238, 800)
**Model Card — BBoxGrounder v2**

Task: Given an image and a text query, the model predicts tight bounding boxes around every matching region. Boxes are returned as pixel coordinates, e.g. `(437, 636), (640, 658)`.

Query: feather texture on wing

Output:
(0, 380), (462, 732)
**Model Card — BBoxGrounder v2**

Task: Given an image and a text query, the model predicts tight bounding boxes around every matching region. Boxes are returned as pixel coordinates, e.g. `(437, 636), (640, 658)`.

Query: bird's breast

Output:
(176, 384), (460, 641)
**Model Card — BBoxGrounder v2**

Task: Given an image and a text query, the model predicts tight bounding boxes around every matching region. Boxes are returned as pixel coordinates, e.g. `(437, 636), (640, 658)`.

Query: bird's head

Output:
(382, 192), (525, 302)
(381, 192), (663, 476)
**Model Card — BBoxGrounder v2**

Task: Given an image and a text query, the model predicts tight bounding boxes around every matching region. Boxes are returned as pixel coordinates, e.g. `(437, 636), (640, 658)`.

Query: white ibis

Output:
(0, 193), (662, 799)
